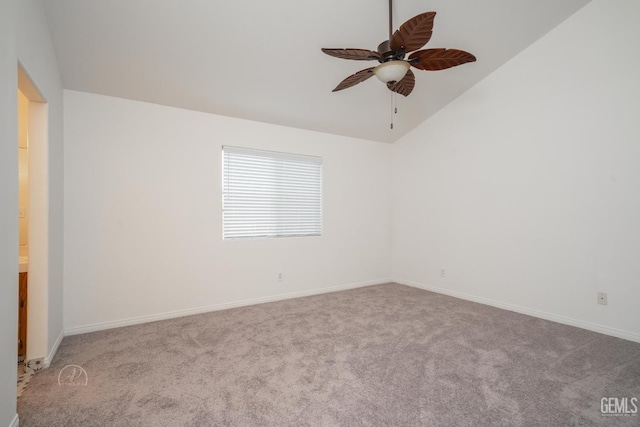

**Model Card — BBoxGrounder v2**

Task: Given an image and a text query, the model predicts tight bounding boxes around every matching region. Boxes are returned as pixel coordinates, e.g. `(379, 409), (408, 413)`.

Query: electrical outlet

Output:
(440, 268), (446, 278)
(597, 292), (608, 306)
(278, 273), (283, 281)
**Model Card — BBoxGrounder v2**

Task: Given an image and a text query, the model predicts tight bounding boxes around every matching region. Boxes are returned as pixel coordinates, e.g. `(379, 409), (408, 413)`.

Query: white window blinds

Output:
(222, 146), (323, 239)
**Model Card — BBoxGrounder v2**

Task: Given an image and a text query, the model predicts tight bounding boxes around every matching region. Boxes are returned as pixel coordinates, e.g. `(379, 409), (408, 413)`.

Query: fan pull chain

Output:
(390, 92), (397, 130)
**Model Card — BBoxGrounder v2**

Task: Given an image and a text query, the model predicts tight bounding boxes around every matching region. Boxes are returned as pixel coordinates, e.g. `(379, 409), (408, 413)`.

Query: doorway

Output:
(17, 88), (29, 361)
(16, 64), (48, 396)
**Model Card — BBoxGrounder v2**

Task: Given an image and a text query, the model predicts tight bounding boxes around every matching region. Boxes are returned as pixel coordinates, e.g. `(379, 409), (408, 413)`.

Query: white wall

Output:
(0, 1), (19, 424)
(392, 0), (640, 341)
(0, 0), (64, 425)
(63, 90), (391, 332)
(25, 99), (52, 363)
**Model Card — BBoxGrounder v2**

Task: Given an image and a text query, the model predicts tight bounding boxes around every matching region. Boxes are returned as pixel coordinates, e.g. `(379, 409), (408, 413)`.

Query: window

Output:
(222, 146), (323, 239)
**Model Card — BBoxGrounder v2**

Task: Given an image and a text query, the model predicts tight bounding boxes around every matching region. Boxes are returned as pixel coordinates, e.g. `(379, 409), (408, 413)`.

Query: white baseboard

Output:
(396, 278), (640, 344)
(65, 279), (391, 336)
(44, 329), (65, 367)
(8, 413), (19, 427)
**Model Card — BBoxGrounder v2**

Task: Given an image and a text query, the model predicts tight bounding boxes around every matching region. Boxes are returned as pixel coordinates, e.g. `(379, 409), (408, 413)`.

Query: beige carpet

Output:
(18, 283), (640, 426)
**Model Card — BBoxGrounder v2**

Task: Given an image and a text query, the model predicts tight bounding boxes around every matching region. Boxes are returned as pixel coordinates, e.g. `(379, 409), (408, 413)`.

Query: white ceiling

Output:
(42, 0), (590, 143)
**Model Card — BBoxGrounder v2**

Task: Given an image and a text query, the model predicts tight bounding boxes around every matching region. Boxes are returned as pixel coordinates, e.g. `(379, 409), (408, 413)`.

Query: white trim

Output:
(64, 279), (390, 336)
(395, 278), (640, 344)
(8, 413), (19, 427)
(44, 329), (65, 367)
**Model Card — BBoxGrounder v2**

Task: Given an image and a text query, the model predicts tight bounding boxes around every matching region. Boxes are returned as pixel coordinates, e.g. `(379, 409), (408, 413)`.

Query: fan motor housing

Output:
(377, 40), (405, 62)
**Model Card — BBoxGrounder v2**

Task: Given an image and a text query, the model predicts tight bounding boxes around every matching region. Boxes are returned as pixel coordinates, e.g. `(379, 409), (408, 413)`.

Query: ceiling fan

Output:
(321, 0), (476, 97)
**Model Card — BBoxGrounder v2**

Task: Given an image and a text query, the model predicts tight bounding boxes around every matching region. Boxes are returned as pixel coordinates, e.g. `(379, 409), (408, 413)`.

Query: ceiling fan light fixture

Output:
(373, 60), (410, 83)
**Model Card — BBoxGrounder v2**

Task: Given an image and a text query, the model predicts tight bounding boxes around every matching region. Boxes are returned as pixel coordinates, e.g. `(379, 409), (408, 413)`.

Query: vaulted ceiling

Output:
(42, 0), (590, 143)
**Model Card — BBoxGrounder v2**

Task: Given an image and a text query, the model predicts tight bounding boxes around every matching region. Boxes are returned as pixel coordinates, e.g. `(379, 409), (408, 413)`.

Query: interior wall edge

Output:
(43, 329), (64, 368)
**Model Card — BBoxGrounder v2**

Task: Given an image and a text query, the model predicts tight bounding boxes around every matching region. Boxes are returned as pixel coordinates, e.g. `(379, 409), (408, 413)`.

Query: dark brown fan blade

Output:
(321, 48), (381, 61)
(409, 49), (476, 70)
(390, 12), (436, 53)
(332, 67), (375, 92)
(387, 69), (415, 97)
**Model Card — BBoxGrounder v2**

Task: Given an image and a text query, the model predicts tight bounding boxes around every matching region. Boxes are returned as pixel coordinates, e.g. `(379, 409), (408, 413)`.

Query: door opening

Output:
(17, 88), (29, 361)
(17, 64), (48, 387)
